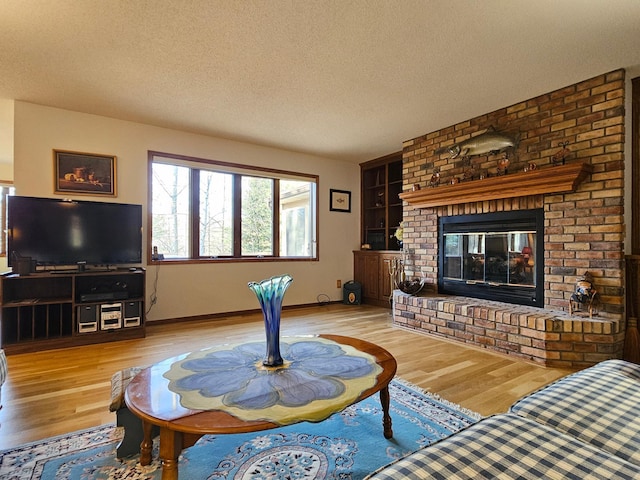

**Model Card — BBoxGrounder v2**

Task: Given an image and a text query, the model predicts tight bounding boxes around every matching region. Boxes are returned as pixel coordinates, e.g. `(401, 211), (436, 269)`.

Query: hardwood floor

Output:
(0, 304), (575, 450)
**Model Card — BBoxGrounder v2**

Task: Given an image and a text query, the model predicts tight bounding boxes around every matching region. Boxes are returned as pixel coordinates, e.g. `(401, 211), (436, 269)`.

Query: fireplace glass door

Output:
(443, 231), (536, 287)
(438, 209), (543, 307)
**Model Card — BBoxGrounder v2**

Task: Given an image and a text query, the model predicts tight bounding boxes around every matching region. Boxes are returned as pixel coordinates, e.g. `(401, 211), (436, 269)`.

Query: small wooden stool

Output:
(110, 366), (158, 458)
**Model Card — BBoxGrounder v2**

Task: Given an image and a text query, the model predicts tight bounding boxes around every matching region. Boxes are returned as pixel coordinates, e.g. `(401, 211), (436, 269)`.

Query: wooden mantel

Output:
(399, 162), (593, 209)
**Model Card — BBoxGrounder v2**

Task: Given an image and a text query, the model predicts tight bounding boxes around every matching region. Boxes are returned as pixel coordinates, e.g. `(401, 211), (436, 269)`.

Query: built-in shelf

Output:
(399, 162), (593, 209)
(361, 153), (403, 250)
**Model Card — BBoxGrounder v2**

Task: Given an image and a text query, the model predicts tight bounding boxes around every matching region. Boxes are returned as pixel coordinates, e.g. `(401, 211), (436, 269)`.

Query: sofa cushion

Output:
(0, 349), (6, 386)
(0, 349), (6, 408)
(589, 358), (640, 381)
(365, 414), (640, 479)
(109, 366), (145, 412)
(510, 359), (640, 466)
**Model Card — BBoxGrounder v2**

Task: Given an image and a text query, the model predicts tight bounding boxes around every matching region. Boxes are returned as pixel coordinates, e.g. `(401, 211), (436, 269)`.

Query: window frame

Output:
(0, 182), (14, 257)
(148, 151), (319, 264)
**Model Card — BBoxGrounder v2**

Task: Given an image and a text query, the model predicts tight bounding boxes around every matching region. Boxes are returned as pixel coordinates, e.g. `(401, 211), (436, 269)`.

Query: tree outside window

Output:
(241, 176), (273, 256)
(200, 171), (233, 257)
(152, 163), (190, 259)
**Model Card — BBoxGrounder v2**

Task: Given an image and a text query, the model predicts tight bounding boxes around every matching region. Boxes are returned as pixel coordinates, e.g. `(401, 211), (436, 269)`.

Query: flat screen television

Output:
(7, 196), (142, 268)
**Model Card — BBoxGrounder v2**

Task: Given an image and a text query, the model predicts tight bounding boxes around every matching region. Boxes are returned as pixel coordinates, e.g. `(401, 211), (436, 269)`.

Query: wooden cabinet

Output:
(353, 250), (400, 307)
(1, 269), (146, 354)
(361, 152), (403, 251)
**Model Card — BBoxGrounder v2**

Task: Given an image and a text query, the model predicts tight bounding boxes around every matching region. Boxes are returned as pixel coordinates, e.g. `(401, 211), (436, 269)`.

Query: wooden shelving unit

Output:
(355, 152), (403, 308)
(361, 152), (403, 250)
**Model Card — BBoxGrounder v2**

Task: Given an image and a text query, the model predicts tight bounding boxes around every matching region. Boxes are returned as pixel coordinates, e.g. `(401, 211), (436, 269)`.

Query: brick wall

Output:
(400, 69), (626, 318)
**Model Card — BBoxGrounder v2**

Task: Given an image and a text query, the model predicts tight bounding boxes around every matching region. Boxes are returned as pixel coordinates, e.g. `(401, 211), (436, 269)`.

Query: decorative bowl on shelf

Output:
(396, 278), (425, 295)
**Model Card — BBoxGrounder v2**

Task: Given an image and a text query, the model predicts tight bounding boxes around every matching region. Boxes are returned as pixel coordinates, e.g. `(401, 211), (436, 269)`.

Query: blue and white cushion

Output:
(589, 358), (640, 381)
(510, 359), (640, 466)
(366, 414), (640, 479)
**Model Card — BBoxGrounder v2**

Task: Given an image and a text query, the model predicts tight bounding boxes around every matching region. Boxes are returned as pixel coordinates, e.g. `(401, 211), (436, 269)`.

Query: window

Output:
(149, 152), (317, 262)
(1, 184), (14, 256)
(199, 170), (233, 257)
(241, 176), (273, 256)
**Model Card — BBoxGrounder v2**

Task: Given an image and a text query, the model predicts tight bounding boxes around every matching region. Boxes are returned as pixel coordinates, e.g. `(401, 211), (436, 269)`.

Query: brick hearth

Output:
(393, 292), (624, 368)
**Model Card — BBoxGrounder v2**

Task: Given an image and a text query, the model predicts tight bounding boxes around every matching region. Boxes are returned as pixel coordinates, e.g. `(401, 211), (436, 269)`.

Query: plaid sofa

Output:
(367, 360), (640, 479)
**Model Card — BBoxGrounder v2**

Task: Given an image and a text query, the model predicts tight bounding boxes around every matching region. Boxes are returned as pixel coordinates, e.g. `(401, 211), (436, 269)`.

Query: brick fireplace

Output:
(393, 70), (627, 368)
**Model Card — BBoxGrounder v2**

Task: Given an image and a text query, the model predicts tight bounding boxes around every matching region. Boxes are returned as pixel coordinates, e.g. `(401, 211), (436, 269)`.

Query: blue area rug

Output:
(0, 379), (481, 479)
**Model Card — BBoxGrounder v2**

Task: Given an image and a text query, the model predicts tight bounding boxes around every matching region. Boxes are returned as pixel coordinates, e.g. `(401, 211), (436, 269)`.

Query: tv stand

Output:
(0, 269), (146, 354)
(49, 266), (135, 274)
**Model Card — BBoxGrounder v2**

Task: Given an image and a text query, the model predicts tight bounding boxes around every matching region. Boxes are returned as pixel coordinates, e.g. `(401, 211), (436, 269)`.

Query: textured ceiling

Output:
(1, 0), (639, 163)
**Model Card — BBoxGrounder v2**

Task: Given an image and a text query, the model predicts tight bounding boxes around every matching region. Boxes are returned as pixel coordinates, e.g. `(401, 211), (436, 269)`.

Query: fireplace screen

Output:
(438, 209), (543, 307)
(443, 231), (536, 286)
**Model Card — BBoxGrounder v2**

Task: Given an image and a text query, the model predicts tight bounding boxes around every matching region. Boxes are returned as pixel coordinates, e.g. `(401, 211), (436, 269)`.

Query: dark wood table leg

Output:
(139, 420), (154, 466)
(159, 427), (183, 480)
(380, 385), (393, 439)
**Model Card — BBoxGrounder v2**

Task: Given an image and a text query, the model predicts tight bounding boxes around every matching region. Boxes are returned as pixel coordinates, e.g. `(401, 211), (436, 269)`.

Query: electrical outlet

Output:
(337, 279), (342, 288)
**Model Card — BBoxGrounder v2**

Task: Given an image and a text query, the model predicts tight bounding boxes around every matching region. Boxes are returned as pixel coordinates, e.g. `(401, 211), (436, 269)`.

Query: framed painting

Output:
(54, 150), (116, 196)
(330, 189), (351, 212)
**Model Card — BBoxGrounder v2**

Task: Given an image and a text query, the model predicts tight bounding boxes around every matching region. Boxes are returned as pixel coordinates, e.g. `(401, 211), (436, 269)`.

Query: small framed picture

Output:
(54, 150), (116, 196)
(330, 189), (351, 212)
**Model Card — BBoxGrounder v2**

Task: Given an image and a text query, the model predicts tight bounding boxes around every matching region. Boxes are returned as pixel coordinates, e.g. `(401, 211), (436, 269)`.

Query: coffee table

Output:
(125, 334), (397, 480)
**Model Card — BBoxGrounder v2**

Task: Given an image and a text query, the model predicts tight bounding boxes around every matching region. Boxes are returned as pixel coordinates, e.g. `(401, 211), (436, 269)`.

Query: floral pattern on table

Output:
(164, 337), (382, 424)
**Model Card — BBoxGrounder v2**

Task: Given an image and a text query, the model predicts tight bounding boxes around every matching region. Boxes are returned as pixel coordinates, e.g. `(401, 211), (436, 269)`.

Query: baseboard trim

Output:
(146, 300), (343, 327)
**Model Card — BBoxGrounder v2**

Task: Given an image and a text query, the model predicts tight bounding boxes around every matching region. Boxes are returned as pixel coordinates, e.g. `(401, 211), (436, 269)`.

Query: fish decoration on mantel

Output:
(434, 126), (520, 160)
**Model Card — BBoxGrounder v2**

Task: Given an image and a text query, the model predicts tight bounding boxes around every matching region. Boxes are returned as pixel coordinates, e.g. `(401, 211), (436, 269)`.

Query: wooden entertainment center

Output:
(0, 268), (145, 354)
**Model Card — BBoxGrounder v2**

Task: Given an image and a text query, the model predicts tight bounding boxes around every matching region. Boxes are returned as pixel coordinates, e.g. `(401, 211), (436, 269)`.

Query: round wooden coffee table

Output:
(125, 334), (397, 480)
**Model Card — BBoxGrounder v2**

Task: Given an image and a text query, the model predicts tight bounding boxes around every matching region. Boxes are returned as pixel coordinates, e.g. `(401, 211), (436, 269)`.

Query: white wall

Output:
(0, 99), (14, 272)
(0, 98), (13, 179)
(13, 102), (361, 321)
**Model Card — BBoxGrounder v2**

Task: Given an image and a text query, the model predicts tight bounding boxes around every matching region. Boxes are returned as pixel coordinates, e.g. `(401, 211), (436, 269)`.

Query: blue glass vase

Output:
(248, 274), (293, 367)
